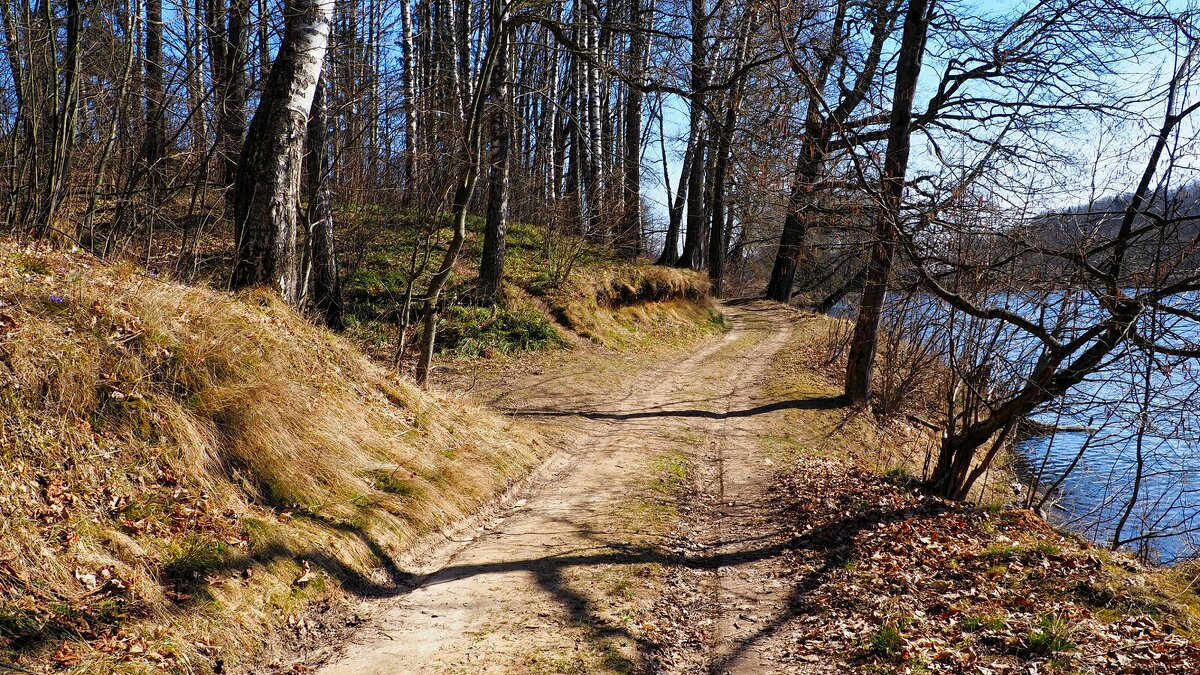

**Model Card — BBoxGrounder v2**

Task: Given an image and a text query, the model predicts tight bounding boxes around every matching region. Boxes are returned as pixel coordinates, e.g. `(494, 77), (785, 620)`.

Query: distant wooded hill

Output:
(1035, 183), (1200, 248)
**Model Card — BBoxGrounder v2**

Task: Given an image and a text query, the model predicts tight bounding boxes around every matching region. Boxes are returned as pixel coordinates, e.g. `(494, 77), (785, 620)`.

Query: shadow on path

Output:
(514, 394), (848, 422)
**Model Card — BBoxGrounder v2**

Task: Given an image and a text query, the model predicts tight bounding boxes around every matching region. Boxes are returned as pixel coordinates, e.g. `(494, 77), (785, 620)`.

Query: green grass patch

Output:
(14, 254), (52, 276)
(982, 543), (1028, 558)
(1026, 614), (1075, 655)
(437, 305), (567, 357)
(869, 622), (904, 662)
(160, 534), (232, 580)
(961, 614), (1006, 632)
(647, 451), (691, 495)
(1034, 540), (1062, 556)
(367, 469), (425, 499)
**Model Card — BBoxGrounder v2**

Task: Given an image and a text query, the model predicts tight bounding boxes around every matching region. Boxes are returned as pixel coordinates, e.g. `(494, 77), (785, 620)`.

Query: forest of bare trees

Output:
(6, 0), (1200, 546)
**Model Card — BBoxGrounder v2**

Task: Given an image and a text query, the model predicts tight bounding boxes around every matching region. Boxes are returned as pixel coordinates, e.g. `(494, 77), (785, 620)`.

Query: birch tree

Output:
(305, 74), (344, 328)
(231, 0), (336, 302)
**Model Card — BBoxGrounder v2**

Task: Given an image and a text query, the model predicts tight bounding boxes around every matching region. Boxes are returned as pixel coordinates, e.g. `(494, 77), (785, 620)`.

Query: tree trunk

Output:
(844, 0), (934, 403)
(414, 2), (506, 385)
(40, 0), (83, 236)
(400, 0), (418, 194)
(304, 74), (344, 328)
(479, 30), (512, 305)
(231, 0), (335, 303)
(186, 0), (208, 154)
(707, 7), (754, 293)
(542, 19), (563, 204)
(206, 0), (249, 220)
(617, 0), (649, 260)
(707, 120), (730, 290)
(764, 0), (891, 302)
(258, 0), (269, 77)
(677, 134), (706, 268)
(816, 266), (866, 314)
(656, 121), (692, 266)
(582, 3), (603, 234)
(143, 0), (166, 194)
(676, 0), (707, 269)
(85, 0), (141, 240)
(765, 148), (822, 301)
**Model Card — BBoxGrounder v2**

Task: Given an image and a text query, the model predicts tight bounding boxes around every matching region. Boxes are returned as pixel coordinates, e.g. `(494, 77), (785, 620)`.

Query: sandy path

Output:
(316, 302), (803, 674)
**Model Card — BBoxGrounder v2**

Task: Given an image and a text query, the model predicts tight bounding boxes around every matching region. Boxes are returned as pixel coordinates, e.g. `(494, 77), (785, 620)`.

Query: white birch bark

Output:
(230, 0), (335, 302)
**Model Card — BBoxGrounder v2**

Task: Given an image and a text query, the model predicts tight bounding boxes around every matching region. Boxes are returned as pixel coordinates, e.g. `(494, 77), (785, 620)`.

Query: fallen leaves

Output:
(51, 643), (80, 667)
(90, 631), (182, 667)
(38, 476), (75, 523)
(643, 453), (1200, 673)
(757, 460), (1200, 673)
(294, 560), (317, 586)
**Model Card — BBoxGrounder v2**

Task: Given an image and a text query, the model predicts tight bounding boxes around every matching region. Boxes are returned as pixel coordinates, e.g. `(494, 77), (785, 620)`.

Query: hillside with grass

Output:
(335, 211), (720, 361)
(0, 242), (551, 672)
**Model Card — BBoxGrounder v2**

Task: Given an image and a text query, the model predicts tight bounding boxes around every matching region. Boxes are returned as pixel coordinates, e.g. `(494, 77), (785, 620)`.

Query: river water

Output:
(1015, 353), (1200, 564)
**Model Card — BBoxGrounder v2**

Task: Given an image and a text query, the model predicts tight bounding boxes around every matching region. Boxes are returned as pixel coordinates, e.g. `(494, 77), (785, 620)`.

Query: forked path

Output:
(317, 302), (805, 674)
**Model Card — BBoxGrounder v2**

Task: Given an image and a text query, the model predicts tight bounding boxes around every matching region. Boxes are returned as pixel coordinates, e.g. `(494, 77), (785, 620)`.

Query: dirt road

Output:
(316, 302), (816, 674)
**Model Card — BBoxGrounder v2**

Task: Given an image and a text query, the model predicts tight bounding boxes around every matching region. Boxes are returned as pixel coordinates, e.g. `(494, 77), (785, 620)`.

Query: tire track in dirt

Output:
(645, 302), (812, 674)
(314, 301), (801, 674)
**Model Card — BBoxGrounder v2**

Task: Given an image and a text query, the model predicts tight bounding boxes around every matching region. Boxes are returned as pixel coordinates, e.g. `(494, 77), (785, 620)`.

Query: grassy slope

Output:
(756, 312), (1200, 673)
(338, 213), (720, 359)
(0, 243), (547, 673)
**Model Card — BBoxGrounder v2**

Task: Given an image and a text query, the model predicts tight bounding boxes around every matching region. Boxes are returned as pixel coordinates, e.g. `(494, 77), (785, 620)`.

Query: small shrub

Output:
(883, 466), (918, 488)
(438, 306), (566, 357)
(14, 254), (52, 276)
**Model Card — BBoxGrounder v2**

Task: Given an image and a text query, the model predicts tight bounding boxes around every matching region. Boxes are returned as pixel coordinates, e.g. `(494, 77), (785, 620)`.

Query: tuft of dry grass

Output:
(0, 242), (544, 672)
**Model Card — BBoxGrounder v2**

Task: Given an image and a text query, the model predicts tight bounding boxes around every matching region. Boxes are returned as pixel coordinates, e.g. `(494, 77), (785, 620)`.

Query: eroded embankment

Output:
(542, 264), (719, 348)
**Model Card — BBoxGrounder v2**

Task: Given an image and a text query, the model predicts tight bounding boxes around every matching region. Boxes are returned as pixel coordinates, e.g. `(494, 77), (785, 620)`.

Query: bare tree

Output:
(920, 42), (1200, 500)
(843, 0), (934, 403)
(763, 0), (898, 302)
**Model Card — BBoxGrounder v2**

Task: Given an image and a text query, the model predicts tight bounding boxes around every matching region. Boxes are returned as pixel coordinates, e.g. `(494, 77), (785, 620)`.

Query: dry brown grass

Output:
(0, 242), (544, 672)
(546, 265), (718, 348)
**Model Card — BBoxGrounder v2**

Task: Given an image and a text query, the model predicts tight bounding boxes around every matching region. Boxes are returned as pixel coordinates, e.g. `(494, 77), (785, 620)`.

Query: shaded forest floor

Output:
(308, 302), (1200, 675)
